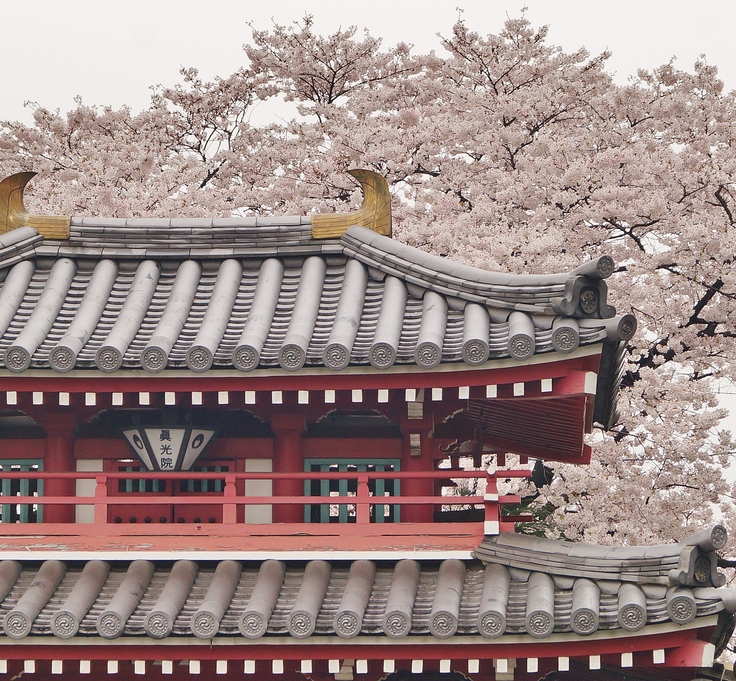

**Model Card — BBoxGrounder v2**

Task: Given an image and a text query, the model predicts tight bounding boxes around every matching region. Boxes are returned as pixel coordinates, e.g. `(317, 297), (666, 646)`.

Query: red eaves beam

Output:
(0, 353), (602, 394)
(0, 626), (715, 663)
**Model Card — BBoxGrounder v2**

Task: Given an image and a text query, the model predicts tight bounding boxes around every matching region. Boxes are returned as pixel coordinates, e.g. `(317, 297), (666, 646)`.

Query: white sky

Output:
(3, 0), (736, 430)
(2, 0), (736, 124)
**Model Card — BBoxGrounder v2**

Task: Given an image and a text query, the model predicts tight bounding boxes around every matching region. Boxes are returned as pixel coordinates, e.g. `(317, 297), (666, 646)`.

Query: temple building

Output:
(0, 169), (733, 680)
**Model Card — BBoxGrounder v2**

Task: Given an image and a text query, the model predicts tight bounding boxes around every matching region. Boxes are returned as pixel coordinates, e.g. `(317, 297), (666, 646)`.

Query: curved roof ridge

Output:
(67, 214), (317, 252)
(342, 225), (617, 317)
(474, 526), (728, 588)
(1, 169), (389, 244)
(343, 225), (615, 287)
(489, 531), (680, 558)
(0, 226), (42, 271)
(489, 524), (727, 556)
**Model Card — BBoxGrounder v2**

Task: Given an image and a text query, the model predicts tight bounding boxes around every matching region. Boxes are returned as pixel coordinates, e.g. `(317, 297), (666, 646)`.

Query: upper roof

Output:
(0, 171), (635, 421)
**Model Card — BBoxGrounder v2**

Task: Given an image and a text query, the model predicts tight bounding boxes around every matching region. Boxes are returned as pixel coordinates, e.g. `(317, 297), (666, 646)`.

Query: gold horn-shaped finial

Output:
(0, 172), (70, 239)
(311, 169), (392, 239)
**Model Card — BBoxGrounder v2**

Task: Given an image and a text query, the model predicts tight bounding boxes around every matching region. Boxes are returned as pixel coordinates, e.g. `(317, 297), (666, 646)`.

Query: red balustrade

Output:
(0, 469), (532, 542)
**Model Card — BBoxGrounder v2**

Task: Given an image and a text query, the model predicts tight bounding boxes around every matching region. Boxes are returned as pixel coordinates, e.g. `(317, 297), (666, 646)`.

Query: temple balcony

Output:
(0, 468), (531, 554)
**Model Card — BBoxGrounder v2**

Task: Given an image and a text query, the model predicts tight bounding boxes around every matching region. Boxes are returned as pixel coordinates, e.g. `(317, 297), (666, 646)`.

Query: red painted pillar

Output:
(271, 413), (306, 523)
(40, 412), (77, 523)
(400, 416), (434, 523)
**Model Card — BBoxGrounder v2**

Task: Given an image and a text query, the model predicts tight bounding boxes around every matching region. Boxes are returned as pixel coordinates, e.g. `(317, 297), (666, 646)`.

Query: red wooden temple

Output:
(0, 170), (732, 680)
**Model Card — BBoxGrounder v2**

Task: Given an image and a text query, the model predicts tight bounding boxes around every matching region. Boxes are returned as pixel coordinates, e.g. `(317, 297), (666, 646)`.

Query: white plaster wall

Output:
(75, 459), (103, 524)
(244, 459), (272, 524)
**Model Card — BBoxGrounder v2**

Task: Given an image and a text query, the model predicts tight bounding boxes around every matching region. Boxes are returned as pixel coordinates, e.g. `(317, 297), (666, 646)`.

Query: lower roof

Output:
(0, 540), (731, 647)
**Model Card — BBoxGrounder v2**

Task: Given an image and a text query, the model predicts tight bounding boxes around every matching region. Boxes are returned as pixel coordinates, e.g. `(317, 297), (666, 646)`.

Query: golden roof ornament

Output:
(0, 169), (390, 242)
(311, 169), (392, 239)
(0, 172), (71, 240)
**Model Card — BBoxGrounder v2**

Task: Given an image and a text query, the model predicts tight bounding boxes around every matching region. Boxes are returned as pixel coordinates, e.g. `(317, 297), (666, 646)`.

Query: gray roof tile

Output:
(212, 217), (257, 227)
(126, 218), (171, 227)
(0, 553), (729, 642)
(0, 207), (632, 435)
(170, 218), (214, 228)
(80, 217), (127, 227)
(255, 216), (303, 227)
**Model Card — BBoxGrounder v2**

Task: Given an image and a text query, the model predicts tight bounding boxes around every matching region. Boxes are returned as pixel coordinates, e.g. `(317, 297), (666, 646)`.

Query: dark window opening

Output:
(304, 459), (400, 524)
(0, 461), (43, 523)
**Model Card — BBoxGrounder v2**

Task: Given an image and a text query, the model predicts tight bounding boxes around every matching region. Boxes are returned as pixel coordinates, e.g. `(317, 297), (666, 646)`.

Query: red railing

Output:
(0, 469), (532, 535)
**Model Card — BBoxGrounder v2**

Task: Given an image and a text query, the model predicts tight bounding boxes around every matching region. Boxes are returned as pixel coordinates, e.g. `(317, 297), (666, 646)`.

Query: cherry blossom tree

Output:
(1, 14), (735, 545)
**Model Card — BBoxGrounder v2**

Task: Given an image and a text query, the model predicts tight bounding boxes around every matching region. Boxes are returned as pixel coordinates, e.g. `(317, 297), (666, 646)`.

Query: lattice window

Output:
(115, 464), (228, 493)
(0, 460), (43, 523)
(178, 465), (227, 494)
(304, 459), (400, 524)
(117, 465), (166, 493)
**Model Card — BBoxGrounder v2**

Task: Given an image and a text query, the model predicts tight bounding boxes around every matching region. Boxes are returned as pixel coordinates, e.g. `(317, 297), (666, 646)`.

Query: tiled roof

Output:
(0, 226), (42, 270)
(0, 170), (637, 426)
(474, 526), (729, 588)
(0, 528), (731, 643)
(0, 226), (634, 373)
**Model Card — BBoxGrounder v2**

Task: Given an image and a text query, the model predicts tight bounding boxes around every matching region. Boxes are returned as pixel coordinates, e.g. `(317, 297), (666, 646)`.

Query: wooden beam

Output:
(0, 351), (602, 394)
(0, 624), (715, 661)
